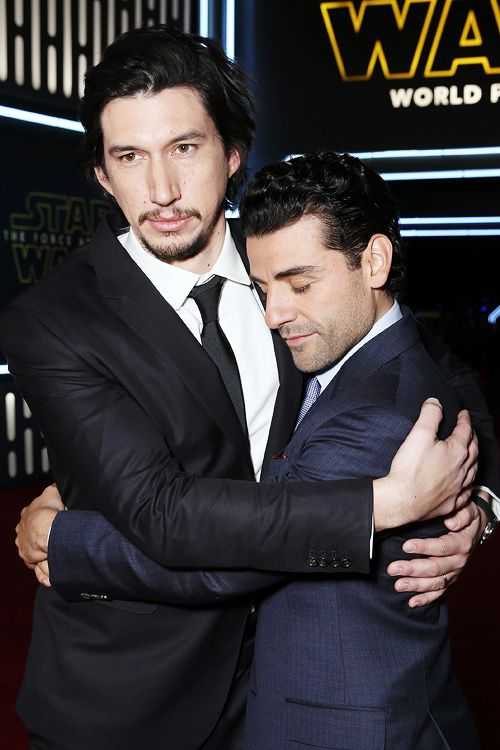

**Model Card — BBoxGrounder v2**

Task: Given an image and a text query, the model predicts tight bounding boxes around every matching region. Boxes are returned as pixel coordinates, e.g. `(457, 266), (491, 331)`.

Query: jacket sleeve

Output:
(418, 322), (500, 495)
(1, 303), (372, 574)
(49, 510), (285, 603)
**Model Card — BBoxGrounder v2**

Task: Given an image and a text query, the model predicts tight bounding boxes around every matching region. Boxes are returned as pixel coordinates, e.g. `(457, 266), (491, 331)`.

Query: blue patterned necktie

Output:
(295, 376), (321, 429)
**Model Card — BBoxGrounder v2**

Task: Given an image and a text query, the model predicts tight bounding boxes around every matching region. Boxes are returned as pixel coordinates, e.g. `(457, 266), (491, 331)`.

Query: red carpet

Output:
(2, 485), (500, 748)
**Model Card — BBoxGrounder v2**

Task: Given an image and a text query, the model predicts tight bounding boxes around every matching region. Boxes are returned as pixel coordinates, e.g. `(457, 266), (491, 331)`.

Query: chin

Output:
(292, 355), (315, 373)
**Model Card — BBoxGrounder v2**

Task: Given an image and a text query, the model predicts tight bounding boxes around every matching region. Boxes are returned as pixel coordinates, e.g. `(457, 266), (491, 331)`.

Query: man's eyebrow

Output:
(250, 266), (321, 286)
(108, 130), (206, 156)
(168, 129), (206, 144)
(274, 265), (322, 279)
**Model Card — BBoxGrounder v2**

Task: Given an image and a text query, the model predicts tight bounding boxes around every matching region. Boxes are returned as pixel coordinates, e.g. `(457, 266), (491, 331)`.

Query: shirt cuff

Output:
(476, 485), (500, 520)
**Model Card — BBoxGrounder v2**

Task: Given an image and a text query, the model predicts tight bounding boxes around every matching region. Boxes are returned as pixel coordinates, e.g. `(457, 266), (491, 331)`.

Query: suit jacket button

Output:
(331, 558), (340, 568)
(341, 557), (352, 569)
(307, 556), (318, 567)
(318, 555), (329, 568)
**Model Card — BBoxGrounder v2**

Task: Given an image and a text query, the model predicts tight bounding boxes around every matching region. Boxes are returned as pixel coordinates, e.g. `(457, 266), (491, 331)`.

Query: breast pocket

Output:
(287, 699), (386, 750)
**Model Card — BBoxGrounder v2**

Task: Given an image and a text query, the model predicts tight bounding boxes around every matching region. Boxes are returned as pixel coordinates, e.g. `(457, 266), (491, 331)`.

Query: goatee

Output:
(138, 201), (224, 263)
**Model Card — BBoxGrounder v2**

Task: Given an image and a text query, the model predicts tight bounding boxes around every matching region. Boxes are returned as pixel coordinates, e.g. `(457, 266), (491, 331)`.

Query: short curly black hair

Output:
(240, 151), (406, 295)
(80, 25), (255, 208)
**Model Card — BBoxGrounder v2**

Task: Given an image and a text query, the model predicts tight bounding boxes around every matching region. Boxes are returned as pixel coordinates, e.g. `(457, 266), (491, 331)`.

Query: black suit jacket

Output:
(0, 218), (372, 749)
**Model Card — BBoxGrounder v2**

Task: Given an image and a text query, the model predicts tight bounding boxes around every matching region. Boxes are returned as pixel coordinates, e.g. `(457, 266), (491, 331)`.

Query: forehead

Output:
(247, 214), (329, 272)
(99, 86), (215, 141)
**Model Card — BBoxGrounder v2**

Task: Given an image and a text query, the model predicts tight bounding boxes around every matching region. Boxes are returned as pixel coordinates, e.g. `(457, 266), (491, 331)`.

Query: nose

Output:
(149, 157), (181, 206)
(265, 288), (297, 331)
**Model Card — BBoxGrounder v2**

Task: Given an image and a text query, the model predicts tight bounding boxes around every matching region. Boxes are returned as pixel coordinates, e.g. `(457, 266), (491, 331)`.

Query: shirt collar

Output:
(119, 222), (251, 311)
(316, 300), (403, 393)
(197, 223), (251, 287)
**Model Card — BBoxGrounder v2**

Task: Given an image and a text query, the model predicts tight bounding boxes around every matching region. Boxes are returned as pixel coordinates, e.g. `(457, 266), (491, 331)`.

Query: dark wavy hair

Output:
(80, 25), (255, 208)
(240, 151), (406, 295)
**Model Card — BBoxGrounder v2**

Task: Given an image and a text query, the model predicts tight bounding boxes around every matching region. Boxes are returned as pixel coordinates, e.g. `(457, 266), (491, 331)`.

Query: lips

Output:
(283, 332), (316, 347)
(147, 215), (193, 231)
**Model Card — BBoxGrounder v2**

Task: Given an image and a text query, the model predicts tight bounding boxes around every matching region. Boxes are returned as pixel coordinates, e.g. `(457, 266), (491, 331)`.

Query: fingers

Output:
(461, 431), (479, 483)
(451, 409), (473, 449)
(38, 559), (49, 576)
(463, 463), (478, 489)
(34, 562), (51, 588)
(408, 590), (447, 608)
(17, 543), (47, 566)
(444, 501), (479, 532)
(394, 570), (456, 595)
(401, 527), (475, 558)
(425, 487), (471, 519)
(412, 398), (443, 436)
(32, 484), (65, 511)
(387, 552), (467, 580)
(15, 507), (56, 566)
(455, 487), (473, 511)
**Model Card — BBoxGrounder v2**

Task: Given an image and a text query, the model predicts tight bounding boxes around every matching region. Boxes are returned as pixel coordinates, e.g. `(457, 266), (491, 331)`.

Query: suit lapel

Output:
(331, 309), (420, 398)
(229, 221), (304, 469)
(263, 334), (303, 469)
(296, 309), (422, 437)
(89, 219), (250, 457)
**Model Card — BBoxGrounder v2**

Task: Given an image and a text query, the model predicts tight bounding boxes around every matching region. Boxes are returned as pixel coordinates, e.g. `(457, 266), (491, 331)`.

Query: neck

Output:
(374, 291), (394, 323)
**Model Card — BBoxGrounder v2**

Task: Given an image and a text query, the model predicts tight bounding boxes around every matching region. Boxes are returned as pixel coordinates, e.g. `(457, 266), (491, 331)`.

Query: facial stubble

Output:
(137, 199), (225, 263)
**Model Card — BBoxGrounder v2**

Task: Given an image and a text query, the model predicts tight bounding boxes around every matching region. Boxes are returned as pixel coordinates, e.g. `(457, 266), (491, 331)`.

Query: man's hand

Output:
(373, 400), (478, 531)
(35, 560), (51, 588)
(387, 501), (484, 607)
(15, 484), (65, 568)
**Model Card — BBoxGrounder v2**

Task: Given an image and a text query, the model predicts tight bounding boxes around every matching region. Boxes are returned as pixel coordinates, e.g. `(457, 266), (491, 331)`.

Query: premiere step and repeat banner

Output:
(240, 0), (500, 165)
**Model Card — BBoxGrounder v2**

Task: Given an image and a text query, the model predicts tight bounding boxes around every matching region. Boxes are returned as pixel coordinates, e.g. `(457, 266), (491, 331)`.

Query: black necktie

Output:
(189, 276), (247, 431)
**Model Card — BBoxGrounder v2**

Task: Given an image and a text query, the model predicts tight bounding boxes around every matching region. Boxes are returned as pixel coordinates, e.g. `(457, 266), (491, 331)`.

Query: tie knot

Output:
(189, 275), (225, 325)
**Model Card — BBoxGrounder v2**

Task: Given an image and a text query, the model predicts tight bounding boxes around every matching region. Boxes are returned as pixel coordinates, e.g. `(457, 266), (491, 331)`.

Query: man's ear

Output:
(227, 148), (241, 180)
(364, 234), (393, 289)
(95, 166), (114, 198)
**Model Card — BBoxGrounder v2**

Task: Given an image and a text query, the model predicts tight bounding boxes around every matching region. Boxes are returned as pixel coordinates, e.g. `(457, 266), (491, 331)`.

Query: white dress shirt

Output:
(120, 223), (279, 480)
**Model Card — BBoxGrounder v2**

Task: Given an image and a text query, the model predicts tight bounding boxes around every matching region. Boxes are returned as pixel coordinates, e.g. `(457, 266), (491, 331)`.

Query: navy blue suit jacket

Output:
(245, 310), (479, 750)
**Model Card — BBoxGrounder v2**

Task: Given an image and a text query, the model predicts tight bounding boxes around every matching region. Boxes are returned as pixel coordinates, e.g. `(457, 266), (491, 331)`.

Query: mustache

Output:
(138, 207), (201, 225)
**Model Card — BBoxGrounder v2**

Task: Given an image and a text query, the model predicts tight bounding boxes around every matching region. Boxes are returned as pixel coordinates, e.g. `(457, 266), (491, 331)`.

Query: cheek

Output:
(195, 150), (230, 189)
(120, 178), (149, 208)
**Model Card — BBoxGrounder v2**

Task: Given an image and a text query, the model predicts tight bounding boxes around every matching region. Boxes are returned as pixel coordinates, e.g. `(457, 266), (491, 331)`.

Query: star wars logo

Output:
(321, 0), (500, 109)
(2, 193), (107, 285)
